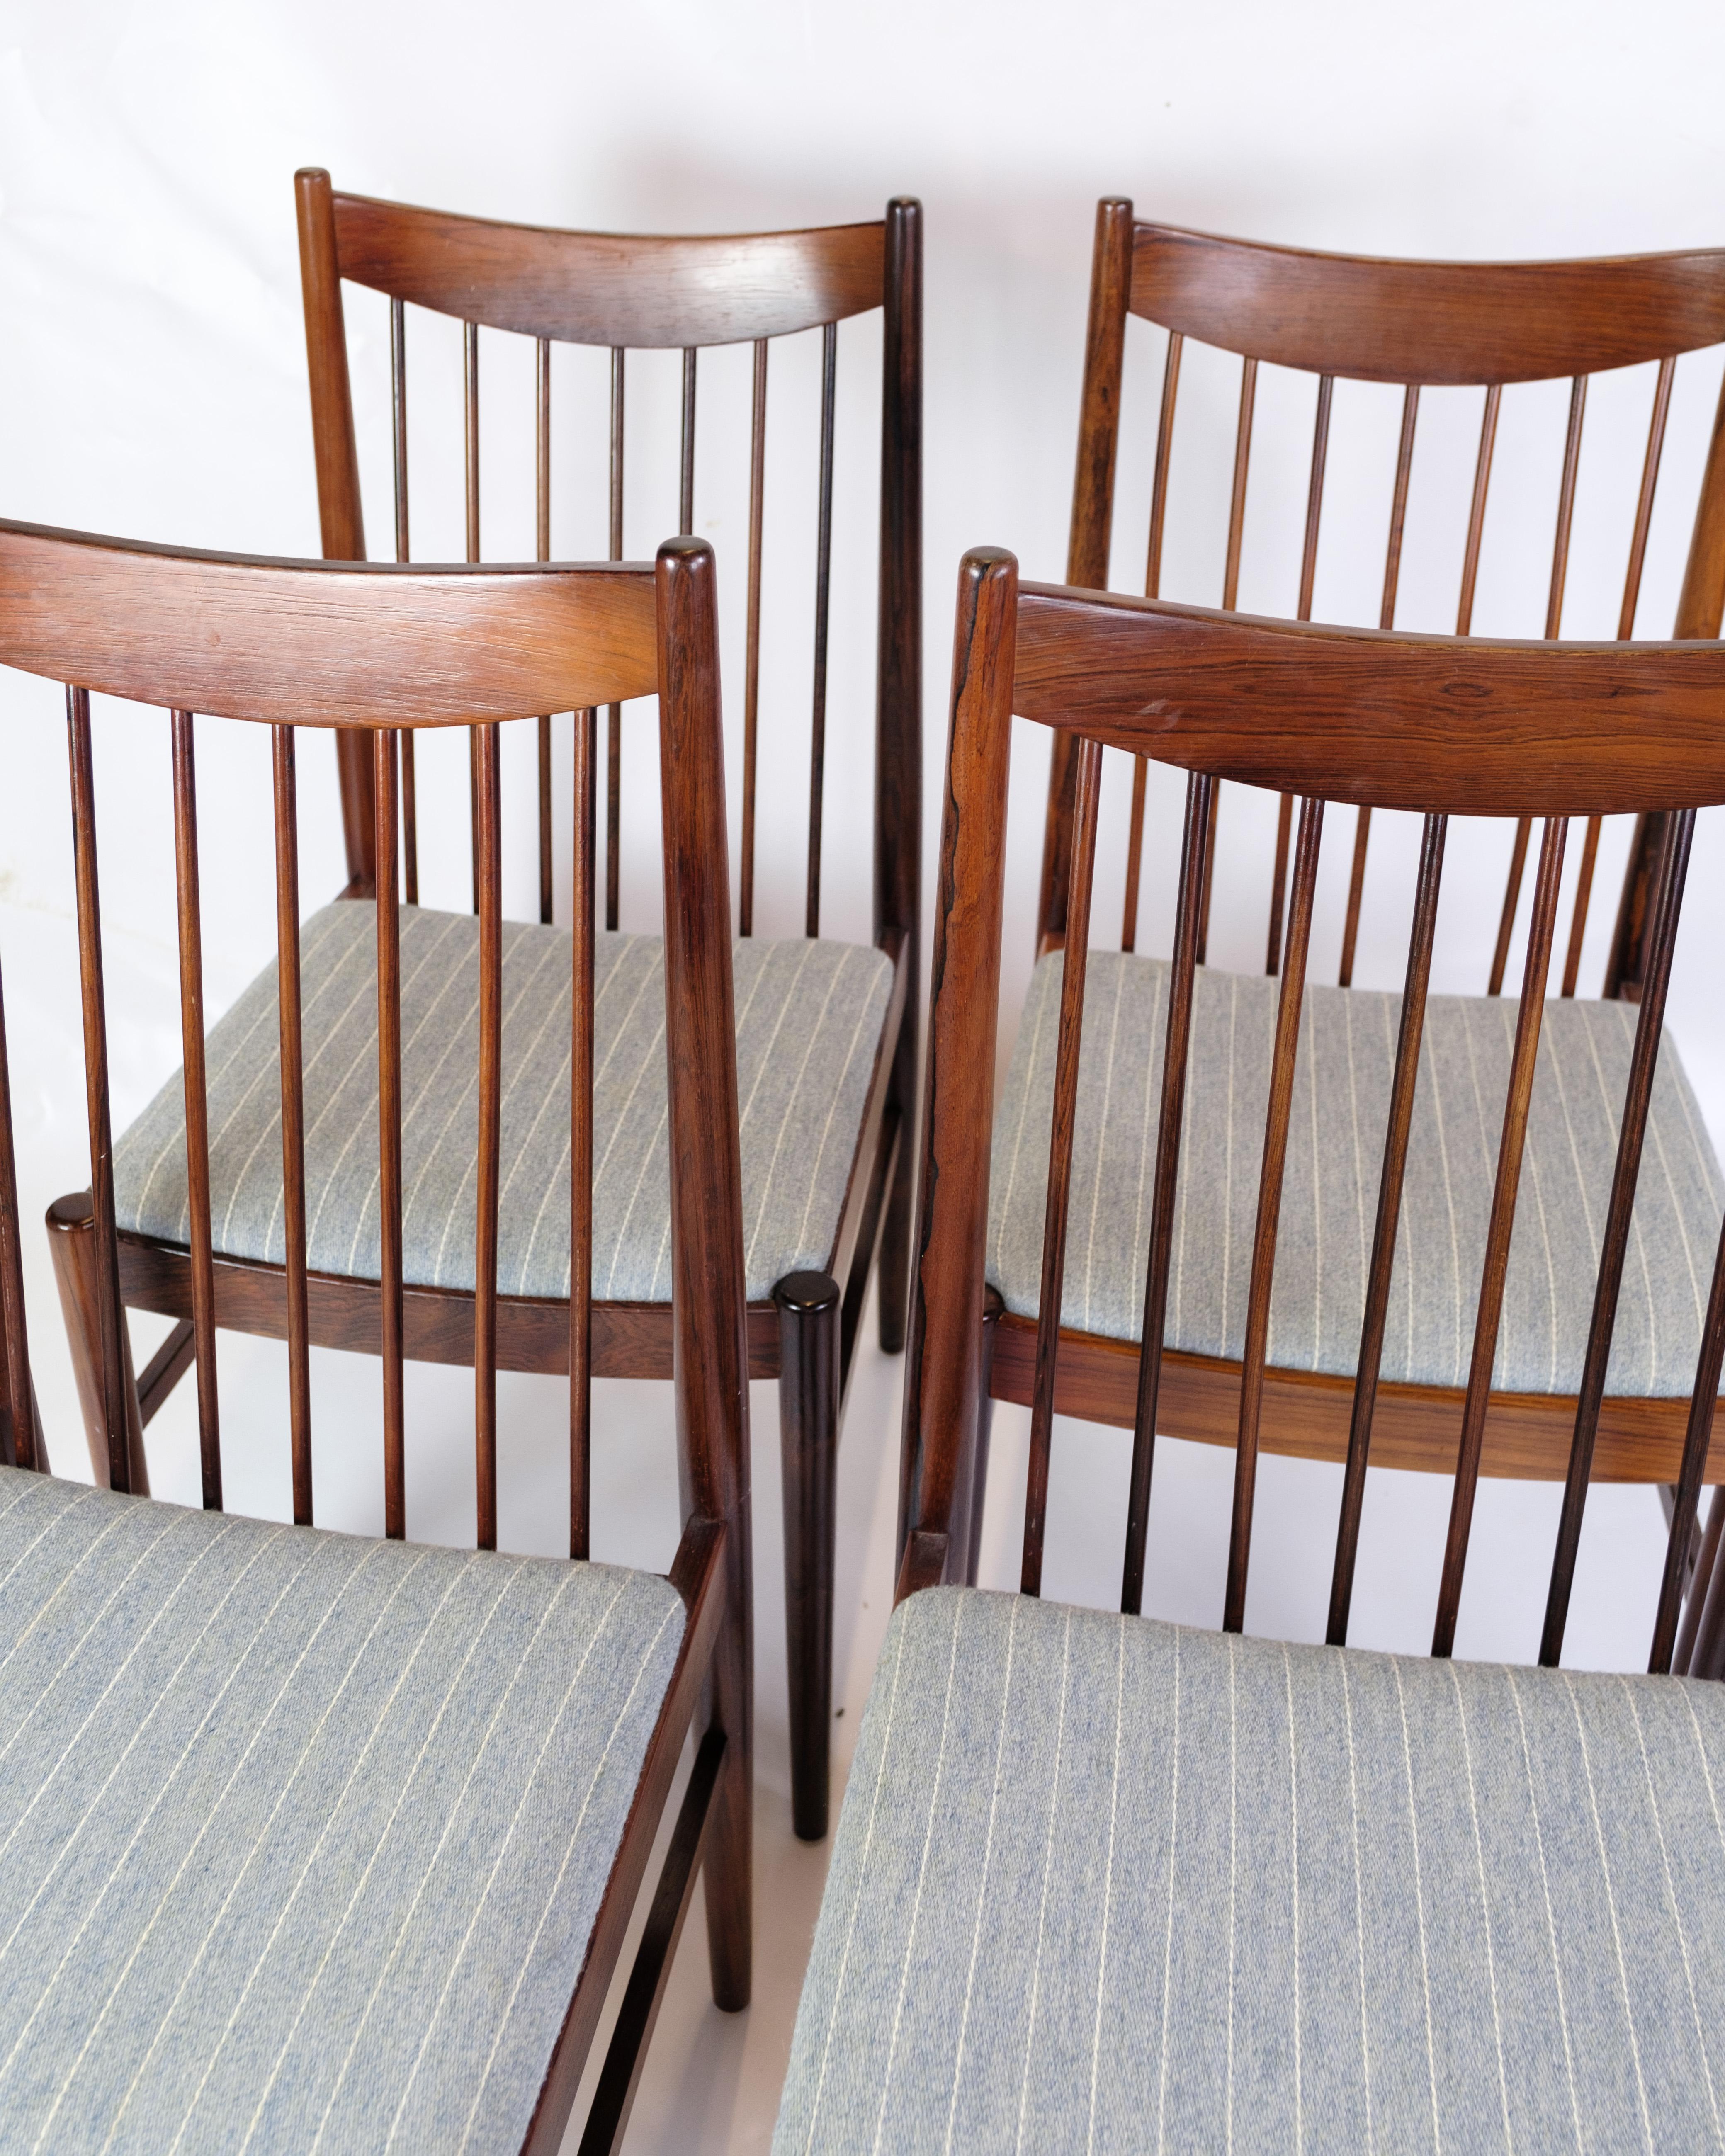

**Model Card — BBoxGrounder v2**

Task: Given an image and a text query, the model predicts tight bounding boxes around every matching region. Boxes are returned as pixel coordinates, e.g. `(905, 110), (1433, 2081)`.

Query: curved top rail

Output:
(1011, 573), (1725, 816)
(316, 175), (889, 346)
(1131, 221), (1725, 384)
(0, 521), (661, 726)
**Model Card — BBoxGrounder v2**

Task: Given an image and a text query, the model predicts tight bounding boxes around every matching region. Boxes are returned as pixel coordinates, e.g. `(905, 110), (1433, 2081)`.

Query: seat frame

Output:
(1004, 206), (1725, 1511)
(5, 522), (751, 2153)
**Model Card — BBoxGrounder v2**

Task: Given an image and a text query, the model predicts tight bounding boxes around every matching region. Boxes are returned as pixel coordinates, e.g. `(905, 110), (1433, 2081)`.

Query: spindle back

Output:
(905, 548), (1725, 1675)
(1043, 205), (1725, 999)
(0, 522), (747, 1573)
(296, 170), (921, 961)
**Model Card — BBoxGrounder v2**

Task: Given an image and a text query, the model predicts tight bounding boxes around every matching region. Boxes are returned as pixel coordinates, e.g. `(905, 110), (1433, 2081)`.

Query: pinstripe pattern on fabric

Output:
(989, 953), (1725, 1395)
(112, 903), (892, 1304)
(0, 1467), (682, 2156)
(775, 1586), (1725, 2155)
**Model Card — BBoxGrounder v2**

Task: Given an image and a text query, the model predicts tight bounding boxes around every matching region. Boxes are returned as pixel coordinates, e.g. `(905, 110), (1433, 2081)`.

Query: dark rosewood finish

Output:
(4, 523), (751, 2154)
(293, 170), (922, 1840)
(901, 551), (1725, 1706)
(1041, 209), (1725, 1005)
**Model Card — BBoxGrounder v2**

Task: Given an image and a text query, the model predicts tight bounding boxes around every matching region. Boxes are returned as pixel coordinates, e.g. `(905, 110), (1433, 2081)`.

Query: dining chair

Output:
(776, 549), (1725, 2151)
(993, 206), (1725, 1615)
(284, 167), (920, 1840)
(11, 521), (749, 2153)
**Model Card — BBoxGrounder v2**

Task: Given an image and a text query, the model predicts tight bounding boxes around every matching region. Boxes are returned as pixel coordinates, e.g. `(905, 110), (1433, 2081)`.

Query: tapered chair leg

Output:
(876, 1025), (917, 1355)
(776, 1269), (841, 1841)
(46, 1192), (148, 1494)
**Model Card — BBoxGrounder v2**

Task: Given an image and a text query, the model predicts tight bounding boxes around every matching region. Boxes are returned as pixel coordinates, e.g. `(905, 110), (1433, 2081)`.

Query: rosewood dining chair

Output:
(279, 168), (919, 1841)
(995, 204), (1725, 1613)
(775, 551), (1725, 2151)
(5, 523), (747, 2154)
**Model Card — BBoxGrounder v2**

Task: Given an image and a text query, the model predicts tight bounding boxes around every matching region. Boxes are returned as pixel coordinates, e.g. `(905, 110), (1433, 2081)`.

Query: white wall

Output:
(3, 0), (1724, 1663)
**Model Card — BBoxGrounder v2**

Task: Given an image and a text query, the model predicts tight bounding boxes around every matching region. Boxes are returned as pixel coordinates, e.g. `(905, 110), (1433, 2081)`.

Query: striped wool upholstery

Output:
(0, 1464), (682, 2155)
(777, 1584), (1725, 2154)
(112, 902), (892, 1304)
(989, 952), (1725, 1394)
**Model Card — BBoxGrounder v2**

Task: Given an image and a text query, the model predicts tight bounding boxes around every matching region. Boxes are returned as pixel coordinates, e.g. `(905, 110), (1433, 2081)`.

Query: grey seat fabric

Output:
(777, 1583), (1725, 2155)
(113, 902), (893, 1305)
(0, 1464), (683, 2156)
(989, 952), (1725, 1395)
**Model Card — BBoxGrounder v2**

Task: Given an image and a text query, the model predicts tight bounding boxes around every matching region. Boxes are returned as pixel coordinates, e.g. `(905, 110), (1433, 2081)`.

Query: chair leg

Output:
(702, 1542), (753, 2012)
(776, 1270), (841, 1841)
(46, 1193), (148, 1494)
(876, 1022), (917, 1355)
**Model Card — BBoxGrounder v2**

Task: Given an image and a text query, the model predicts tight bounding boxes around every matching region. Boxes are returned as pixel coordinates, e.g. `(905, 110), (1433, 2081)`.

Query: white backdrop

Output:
(7, 3), (1725, 2143)
(3, 0), (1725, 1642)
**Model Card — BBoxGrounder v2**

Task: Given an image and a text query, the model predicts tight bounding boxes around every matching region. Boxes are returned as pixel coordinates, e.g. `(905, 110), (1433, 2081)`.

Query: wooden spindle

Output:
(1487, 818), (1532, 998)
(1221, 356), (1258, 613)
(537, 335), (554, 927)
(740, 338), (768, 937)
(570, 704), (597, 1560)
(1338, 387), (1421, 990)
(1621, 357), (1676, 639)
(1560, 819), (1601, 997)
(1143, 331), (1182, 600)
(1298, 375), (1334, 624)
(607, 346), (624, 932)
(1544, 808), (1694, 1666)
(806, 321), (838, 940)
(1327, 812), (1447, 1644)
(1194, 357), (1259, 968)
(1491, 380), (1588, 998)
(1456, 384), (1502, 636)
(1022, 735), (1104, 1597)
(0, 947), (37, 1471)
(1546, 375), (1589, 641)
(1560, 360), (1677, 997)
(1120, 333), (1186, 956)
(391, 285), (414, 912)
(1433, 815), (1568, 1657)
(465, 320), (481, 917)
(273, 725), (312, 1524)
(170, 711), (220, 1511)
(374, 727), (405, 1539)
(475, 723), (502, 1551)
(1194, 786), (1222, 966)
(1267, 376), (1335, 978)
(66, 687), (134, 1493)
(1224, 794), (1324, 1633)
(391, 296), (411, 562)
(1120, 756), (1148, 952)
(1121, 771), (1215, 1613)
(679, 346), (697, 534)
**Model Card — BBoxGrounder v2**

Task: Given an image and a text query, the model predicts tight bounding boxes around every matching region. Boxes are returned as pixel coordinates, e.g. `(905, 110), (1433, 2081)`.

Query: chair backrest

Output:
(0, 522), (748, 1573)
(1042, 203), (1725, 1000)
(905, 547), (1725, 1679)
(295, 169), (921, 961)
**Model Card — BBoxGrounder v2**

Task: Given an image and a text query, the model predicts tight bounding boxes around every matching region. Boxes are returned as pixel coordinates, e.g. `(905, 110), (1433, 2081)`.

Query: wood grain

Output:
(1130, 223), (1725, 382)
(1011, 582), (1725, 815)
(0, 522), (658, 728)
(324, 180), (885, 347)
(988, 1315), (1725, 1484)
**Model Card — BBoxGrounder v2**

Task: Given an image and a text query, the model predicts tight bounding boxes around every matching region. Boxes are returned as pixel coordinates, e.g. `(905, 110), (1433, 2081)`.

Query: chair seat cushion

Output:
(989, 952), (1725, 1395)
(113, 902), (894, 1304)
(0, 1464), (683, 2154)
(777, 1583), (1725, 2153)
